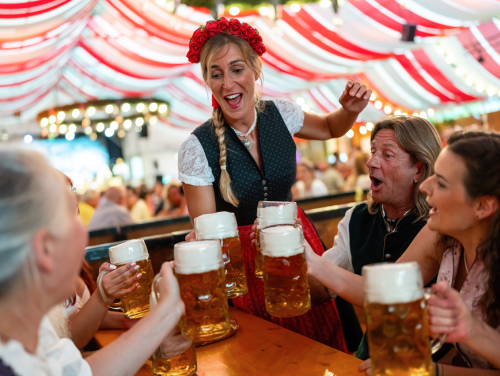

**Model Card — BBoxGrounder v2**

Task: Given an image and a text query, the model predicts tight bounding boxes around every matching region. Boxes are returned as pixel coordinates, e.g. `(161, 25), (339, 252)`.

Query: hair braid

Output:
(213, 107), (239, 207)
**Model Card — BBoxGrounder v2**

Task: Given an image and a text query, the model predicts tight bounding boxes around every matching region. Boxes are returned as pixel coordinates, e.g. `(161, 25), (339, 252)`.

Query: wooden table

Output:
(95, 307), (362, 376)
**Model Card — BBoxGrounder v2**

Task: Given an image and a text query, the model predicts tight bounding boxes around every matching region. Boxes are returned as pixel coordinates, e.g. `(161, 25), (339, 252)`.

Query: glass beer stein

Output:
(260, 225), (311, 317)
(174, 240), (231, 342)
(255, 201), (298, 279)
(150, 274), (197, 376)
(97, 239), (154, 319)
(194, 212), (248, 298)
(362, 262), (447, 376)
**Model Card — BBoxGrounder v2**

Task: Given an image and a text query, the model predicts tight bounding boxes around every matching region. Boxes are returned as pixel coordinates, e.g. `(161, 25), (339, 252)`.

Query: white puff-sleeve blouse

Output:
(178, 98), (304, 186)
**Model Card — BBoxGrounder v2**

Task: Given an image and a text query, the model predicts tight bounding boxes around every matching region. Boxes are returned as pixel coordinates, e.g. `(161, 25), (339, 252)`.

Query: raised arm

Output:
(295, 81), (371, 140)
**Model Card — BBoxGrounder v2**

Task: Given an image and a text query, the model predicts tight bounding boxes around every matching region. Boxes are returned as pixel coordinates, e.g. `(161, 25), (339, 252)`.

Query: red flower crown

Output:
(187, 17), (266, 64)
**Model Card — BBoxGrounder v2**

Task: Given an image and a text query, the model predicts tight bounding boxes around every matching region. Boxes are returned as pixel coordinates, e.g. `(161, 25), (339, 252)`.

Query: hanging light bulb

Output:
(428, 108), (435, 117)
(259, 6), (269, 15)
(346, 130), (354, 138)
(384, 106), (392, 114)
(420, 112), (427, 119)
(359, 126), (367, 134)
(229, 6), (240, 15)
(369, 93), (376, 101)
(319, 0), (331, 7)
(50, 124), (57, 133)
(332, 17), (343, 27)
(66, 132), (75, 141)
(290, 3), (301, 12)
(49, 115), (56, 124)
(122, 103), (131, 112)
(136, 103), (145, 112)
(59, 124), (67, 134)
(110, 121), (119, 130)
(68, 124), (77, 133)
(124, 119), (132, 129)
(85, 127), (93, 135)
(136, 118), (144, 126)
(57, 111), (65, 121)
(374, 101), (382, 109)
(394, 110), (402, 116)
(96, 123), (105, 132)
(105, 104), (114, 114)
(149, 103), (158, 112)
(72, 109), (80, 118)
(105, 128), (114, 137)
(40, 118), (48, 127)
(158, 104), (168, 114)
(87, 107), (96, 116)
(23, 134), (33, 144)
(366, 122), (374, 131)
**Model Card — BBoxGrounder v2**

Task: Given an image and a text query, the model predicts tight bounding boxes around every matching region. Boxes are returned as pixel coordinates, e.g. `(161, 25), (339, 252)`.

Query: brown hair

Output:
(200, 32), (264, 207)
(446, 131), (500, 328)
(367, 115), (442, 221)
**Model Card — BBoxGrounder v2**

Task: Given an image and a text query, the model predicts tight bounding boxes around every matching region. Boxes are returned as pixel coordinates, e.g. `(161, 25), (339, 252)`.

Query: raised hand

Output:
(339, 80), (371, 115)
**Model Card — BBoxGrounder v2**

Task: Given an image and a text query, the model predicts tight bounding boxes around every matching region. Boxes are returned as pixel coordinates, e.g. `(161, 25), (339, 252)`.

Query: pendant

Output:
(242, 138), (252, 149)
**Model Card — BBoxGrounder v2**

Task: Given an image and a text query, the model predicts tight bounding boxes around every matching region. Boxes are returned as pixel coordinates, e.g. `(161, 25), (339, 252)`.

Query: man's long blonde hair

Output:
(367, 116), (442, 221)
(200, 33), (264, 207)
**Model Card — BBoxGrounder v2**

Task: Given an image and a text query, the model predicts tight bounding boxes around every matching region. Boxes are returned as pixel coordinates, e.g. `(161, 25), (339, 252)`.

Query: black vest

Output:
(192, 101), (296, 226)
(349, 203), (426, 275)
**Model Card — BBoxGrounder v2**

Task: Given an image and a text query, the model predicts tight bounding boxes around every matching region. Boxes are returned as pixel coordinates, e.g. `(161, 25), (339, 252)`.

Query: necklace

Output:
(230, 109), (257, 150)
(464, 251), (469, 275)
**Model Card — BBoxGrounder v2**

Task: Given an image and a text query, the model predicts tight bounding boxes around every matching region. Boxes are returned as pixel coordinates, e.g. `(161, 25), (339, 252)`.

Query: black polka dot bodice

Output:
(192, 101), (296, 226)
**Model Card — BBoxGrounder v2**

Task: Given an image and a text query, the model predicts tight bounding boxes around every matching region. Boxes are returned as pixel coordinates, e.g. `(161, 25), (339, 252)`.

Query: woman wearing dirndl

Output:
(178, 17), (372, 352)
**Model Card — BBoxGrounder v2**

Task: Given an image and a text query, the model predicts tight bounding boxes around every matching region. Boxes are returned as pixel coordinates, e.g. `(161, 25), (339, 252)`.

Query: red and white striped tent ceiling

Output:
(2, 0), (500, 136)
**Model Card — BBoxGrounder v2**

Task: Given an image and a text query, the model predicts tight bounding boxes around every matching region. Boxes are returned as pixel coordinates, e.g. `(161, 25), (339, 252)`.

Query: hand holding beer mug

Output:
(255, 201), (297, 279)
(97, 239), (154, 319)
(260, 225), (311, 317)
(150, 273), (197, 376)
(362, 262), (447, 376)
(194, 212), (248, 298)
(175, 241), (231, 342)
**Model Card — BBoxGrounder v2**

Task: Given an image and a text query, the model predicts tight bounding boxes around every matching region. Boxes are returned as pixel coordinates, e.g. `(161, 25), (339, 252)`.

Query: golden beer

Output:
(194, 212), (248, 298)
(152, 342), (197, 376)
(255, 229), (263, 278)
(260, 225), (310, 317)
(365, 298), (433, 376)
(98, 239), (154, 319)
(175, 241), (231, 342)
(255, 201), (297, 279)
(220, 236), (247, 298)
(362, 263), (443, 376)
(115, 258), (154, 319)
(150, 277), (197, 376)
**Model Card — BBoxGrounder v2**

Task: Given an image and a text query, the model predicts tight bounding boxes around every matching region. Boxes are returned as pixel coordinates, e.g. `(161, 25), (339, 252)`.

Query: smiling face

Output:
(420, 148), (476, 237)
(367, 129), (421, 209)
(208, 43), (258, 123)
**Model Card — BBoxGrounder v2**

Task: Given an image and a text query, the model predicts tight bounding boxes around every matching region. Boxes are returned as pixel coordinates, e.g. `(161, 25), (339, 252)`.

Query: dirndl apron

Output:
(232, 208), (348, 352)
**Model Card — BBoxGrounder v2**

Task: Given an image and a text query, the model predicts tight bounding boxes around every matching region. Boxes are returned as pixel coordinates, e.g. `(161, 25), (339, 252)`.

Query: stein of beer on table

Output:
(363, 262), (447, 376)
(150, 274), (197, 376)
(175, 240), (231, 342)
(255, 201), (297, 279)
(194, 212), (248, 298)
(260, 225), (311, 317)
(97, 239), (154, 319)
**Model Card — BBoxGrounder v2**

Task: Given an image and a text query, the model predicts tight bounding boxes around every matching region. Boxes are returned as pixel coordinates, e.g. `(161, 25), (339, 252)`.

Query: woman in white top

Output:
(0, 148), (190, 376)
(293, 160), (329, 199)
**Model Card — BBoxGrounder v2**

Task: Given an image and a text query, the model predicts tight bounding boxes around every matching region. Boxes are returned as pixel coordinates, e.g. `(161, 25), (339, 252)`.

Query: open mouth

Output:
(370, 176), (383, 190)
(224, 93), (242, 108)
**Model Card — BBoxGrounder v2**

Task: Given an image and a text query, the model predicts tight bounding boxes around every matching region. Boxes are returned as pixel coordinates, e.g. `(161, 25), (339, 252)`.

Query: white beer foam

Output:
(109, 239), (149, 265)
(260, 225), (304, 258)
(258, 202), (297, 228)
(174, 240), (223, 275)
(362, 262), (424, 304)
(194, 212), (238, 240)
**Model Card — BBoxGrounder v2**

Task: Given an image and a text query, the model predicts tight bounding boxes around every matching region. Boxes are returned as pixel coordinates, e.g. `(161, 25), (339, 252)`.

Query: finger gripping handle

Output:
(97, 270), (122, 309)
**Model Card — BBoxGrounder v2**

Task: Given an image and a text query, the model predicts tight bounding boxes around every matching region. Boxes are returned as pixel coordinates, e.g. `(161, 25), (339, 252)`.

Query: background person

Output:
(127, 186), (152, 222)
(321, 157), (345, 194)
(78, 190), (100, 226)
(343, 149), (370, 191)
(0, 149), (190, 376)
(178, 18), (372, 351)
(294, 160), (329, 199)
(88, 186), (134, 231)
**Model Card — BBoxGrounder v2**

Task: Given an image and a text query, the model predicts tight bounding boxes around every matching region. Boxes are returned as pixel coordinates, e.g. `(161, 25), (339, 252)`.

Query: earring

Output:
(476, 214), (482, 220)
(414, 180), (418, 184)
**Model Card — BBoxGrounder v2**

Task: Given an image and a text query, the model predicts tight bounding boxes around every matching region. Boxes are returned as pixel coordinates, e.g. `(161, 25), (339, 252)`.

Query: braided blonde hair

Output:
(200, 33), (264, 207)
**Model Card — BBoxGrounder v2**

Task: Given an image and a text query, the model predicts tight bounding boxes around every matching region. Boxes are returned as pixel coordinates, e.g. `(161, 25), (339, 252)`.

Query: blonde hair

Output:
(200, 33), (264, 207)
(367, 116), (442, 221)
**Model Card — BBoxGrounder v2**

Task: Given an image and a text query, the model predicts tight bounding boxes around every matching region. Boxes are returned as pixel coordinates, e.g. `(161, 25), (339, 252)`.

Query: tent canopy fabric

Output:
(1, 0), (500, 134)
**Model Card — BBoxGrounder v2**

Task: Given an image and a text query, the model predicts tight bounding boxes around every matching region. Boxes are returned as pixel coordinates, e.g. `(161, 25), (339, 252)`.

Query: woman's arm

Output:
(68, 263), (142, 349)
(87, 263), (191, 376)
(295, 81), (371, 140)
(182, 184), (216, 223)
(306, 223), (443, 308)
(396, 224), (443, 285)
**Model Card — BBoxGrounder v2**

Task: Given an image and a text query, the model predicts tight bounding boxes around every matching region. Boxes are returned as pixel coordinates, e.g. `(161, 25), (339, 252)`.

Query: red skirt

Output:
(232, 209), (348, 352)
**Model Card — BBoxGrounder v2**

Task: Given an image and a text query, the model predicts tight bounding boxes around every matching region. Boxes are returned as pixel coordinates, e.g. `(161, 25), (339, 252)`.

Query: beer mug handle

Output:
(424, 288), (448, 354)
(150, 274), (162, 308)
(97, 270), (122, 309)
